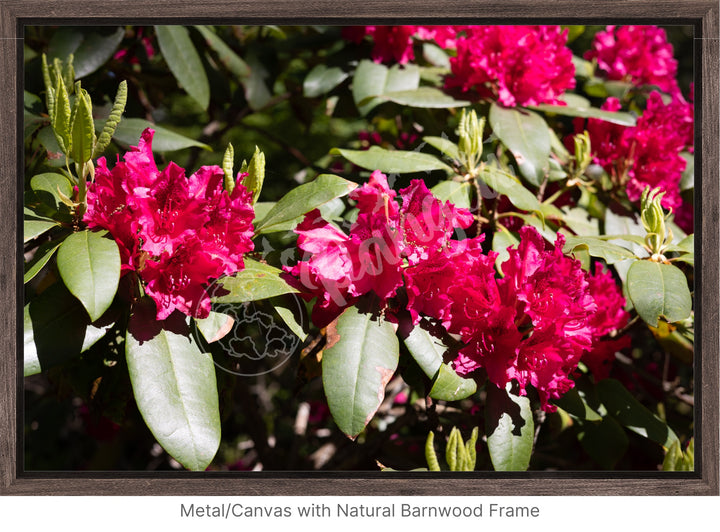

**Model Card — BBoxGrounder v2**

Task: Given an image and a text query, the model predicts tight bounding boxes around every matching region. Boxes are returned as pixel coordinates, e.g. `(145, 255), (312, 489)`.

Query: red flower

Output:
(583, 92), (691, 213)
(84, 129), (255, 320)
(343, 25), (418, 64)
(445, 25), (576, 107)
(585, 25), (680, 95)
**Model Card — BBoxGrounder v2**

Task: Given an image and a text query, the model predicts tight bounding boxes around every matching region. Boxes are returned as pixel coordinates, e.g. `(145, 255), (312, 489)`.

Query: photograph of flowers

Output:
(22, 23), (697, 473)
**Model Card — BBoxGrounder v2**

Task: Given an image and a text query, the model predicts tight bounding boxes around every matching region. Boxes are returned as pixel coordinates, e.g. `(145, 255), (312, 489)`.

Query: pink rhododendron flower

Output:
(343, 25), (419, 64)
(84, 128), (255, 320)
(445, 25), (576, 107)
(582, 92), (691, 214)
(581, 264), (631, 380)
(585, 25), (679, 95)
(409, 226), (599, 411)
(285, 171), (474, 326)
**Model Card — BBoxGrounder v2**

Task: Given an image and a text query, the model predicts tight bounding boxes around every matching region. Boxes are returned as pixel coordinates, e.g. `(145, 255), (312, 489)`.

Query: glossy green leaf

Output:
(627, 260), (692, 326)
(378, 87), (470, 109)
(195, 311), (234, 343)
(24, 282), (113, 376)
(403, 325), (476, 401)
(30, 172), (73, 209)
(553, 387), (602, 421)
(480, 165), (543, 213)
(680, 152), (694, 191)
(430, 180), (472, 209)
(212, 258), (298, 303)
(424, 135), (460, 162)
(597, 378), (679, 449)
(489, 103), (550, 187)
(352, 60), (419, 115)
(332, 146), (452, 174)
(24, 240), (62, 284)
(111, 118), (211, 152)
(56, 230), (121, 322)
(72, 27), (125, 78)
(303, 64), (349, 97)
(322, 306), (399, 438)
(577, 416), (629, 469)
(126, 299), (221, 470)
(254, 174), (357, 234)
(155, 25), (210, 110)
(563, 235), (637, 264)
(24, 218), (60, 243)
(529, 102), (636, 126)
(485, 382), (534, 471)
(194, 25), (251, 80)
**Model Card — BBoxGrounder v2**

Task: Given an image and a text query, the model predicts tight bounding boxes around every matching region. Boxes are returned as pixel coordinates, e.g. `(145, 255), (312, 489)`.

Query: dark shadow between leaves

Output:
(127, 297), (189, 344)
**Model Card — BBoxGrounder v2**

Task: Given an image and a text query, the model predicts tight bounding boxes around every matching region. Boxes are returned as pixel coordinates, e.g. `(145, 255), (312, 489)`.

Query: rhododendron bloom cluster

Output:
(406, 227), (630, 410)
(445, 25), (576, 107)
(582, 91), (691, 213)
(585, 25), (680, 96)
(84, 129), (255, 320)
(285, 170), (473, 327)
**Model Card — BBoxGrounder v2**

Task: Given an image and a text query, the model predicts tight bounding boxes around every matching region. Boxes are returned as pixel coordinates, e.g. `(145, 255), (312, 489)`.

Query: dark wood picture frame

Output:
(1, 0), (717, 496)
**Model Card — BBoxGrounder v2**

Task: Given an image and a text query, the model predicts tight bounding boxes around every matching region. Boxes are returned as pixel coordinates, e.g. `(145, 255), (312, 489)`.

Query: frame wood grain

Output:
(1, 0), (717, 496)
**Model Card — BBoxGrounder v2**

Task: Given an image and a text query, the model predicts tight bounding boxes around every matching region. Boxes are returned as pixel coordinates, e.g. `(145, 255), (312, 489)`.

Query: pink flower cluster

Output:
(84, 129), (255, 320)
(585, 25), (680, 96)
(582, 91), (692, 213)
(286, 173), (629, 410)
(284, 170), (473, 327)
(345, 25), (576, 107)
(444, 25), (576, 107)
(342, 25), (462, 65)
(406, 226), (628, 410)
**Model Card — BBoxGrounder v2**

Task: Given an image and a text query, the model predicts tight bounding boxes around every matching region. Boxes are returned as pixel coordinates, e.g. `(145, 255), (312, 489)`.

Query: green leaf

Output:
(56, 230), (121, 322)
(485, 382), (534, 471)
(423, 135), (461, 162)
(24, 282), (113, 376)
(111, 118), (211, 152)
(126, 299), (221, 470)
(24, 240), (62, 284)
(212, 258), (298, 303)
(271, 297), (308, 342)
(322, 306), (399, 439)
(529, 102), (637, 126)
(193, 25), (251, 81)
(24, 219), (60, 243)
(70, 89), (96, 164)
(489, 103), (550, 187)
(72, 27), (125, 78)
(679, 152), (694, 191)
(430, 180), (472, 210)
(563, 235), (637, 264)
(378, 87), (470, 109)
(553, 387), (602, 421)
(480, 165), (543, 214)
(425, 431), (441, 471)
(352, 60), (419, 115)
(194, 311), (234, 343)
(597, 378), (679, 449)
(402, 325), (476, 401)
(30, 172), (73, 209)
(332, 146), (452, 174)
(254, 174), (357, 234)
(303, 64), (349, 98)
(92, 80), (127, 159)
(577, 416), (629, 469)
(626, 261), (692, 326)
(155, 25), (210, 110)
